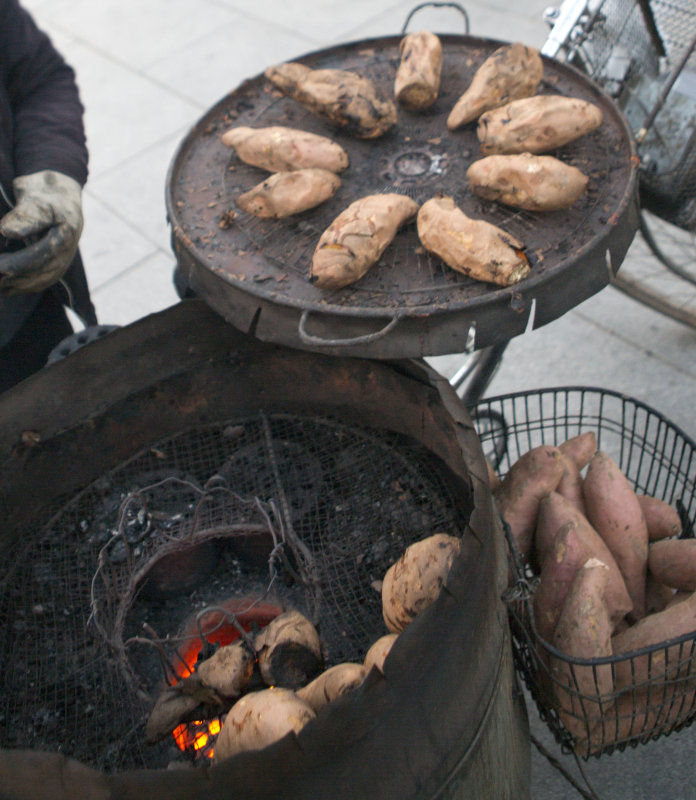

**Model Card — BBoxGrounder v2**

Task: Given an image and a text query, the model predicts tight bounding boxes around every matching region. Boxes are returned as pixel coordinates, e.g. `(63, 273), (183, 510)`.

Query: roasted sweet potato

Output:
(558, 431), (597, 471)
(552, 558), (614, 743)
(648, 539), (696, 592)
(417, 195), (530, 287)
(296, 663), (366, 711)
(382, 533), (461, 633)
(311, 193), (419, 289)
(265, 62), (397, 139)
(364, 633), (398, 674)
(213, 688), (315, 762)
(638, 494), (683, 541)
(467, 153), (588, 211)
(195, 640), (255, 700)
(236, 168), (340, 219)
(494, 444), (564, 560)
(394, 31), (442, 110)
(583, 451), (649, 621)
(447, 42), (543, 129)
(477, 94), (603, 155)
(221, 126), (349, 173)
(253, 610), (323, 689)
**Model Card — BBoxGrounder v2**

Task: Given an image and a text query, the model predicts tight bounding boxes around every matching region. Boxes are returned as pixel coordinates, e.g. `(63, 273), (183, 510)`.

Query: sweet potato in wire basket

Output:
(472, 387), (696, 759)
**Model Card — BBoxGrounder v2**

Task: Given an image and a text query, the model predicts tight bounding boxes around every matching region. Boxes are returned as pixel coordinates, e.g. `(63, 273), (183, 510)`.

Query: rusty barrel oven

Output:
(0, 301), (530, 799)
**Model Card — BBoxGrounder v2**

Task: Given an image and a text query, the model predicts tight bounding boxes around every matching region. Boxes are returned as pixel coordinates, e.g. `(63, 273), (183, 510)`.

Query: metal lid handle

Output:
(401, 2), (470, 34)
(298, 309), (402, 347)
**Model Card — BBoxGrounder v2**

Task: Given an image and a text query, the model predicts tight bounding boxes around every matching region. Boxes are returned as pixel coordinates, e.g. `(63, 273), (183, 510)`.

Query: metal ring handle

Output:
(298, 309), (402, 347)
(401, 2), (470, 34)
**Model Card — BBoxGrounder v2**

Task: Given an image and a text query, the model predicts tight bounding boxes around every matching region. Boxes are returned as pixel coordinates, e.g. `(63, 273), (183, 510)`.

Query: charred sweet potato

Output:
(394, 30), (442, 110)
(221, 126), (349, 173)
(447, 42), (543, 129)
(253, 610), (323, 689)
(477, 94), (603, 155)
(417, 195), (530, 287)
(467, 153), (588, 211)
(265, 62), (397, 139)
(236, 168), (340, 219)
(311, 193), (419, 289)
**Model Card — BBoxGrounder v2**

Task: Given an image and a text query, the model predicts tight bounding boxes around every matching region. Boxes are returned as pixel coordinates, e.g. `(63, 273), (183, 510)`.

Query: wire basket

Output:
(472, 387), (696, 759)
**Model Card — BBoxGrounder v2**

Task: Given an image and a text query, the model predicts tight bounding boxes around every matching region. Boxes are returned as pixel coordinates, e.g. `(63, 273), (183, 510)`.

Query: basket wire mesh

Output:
(473, 387), (696, 759)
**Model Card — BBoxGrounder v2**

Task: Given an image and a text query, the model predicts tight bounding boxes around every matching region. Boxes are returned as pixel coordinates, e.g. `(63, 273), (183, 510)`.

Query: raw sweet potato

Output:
(394, 31), (442, 110)
(221, 126), (349, 173)
(236, 168), (340, 219)
(311, 193), (419, 289)
(382, 533), (461, 633)
(555, 455), (586, 515)
(416, 195), (530, 287)
(447, 42), (543, 130)
(364, 633), (398, 674)
(611, 589), (696, 689)
(533, 512), (632, 641)
(466, 153), (588, 211)
(558, 431), (597, 471)
(645, 572), (676, 615)
(551, 558), (614, 743)
(637, 494), (683, 541)
(213, 688), (315, 762)
(296, 662), (366, 711)
(264, 62), (397, 139)
(253, 610), (323, 689)
(583, 450), (649, 621)
(477, 94), (603, 155)
(494, 444), (564, 560)
(648, 539), (696, 592)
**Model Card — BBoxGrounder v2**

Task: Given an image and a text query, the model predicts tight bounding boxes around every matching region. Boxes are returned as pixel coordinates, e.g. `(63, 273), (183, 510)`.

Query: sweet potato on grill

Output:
(213, 688), (315, 762)
(221, 126), (349, 173)
(265, 62), (397, 139)
(558, 431), (597, 471)
(236, 168), (340, 219)
(648, 539), (696, 592)
(311, 193), (419, 289)
(296, 663), (366, 711)
(253, 610), (323, 689)
(364, 633), (398, 674)
(477, 94), (603, 155)
(466, 153), (588, 211)
(382, 533), (462, 633)
(552, 558), (614, 742)
(195, 640), (255, 700)
(583, 451), (649, 621)
(493, 444), (564, 561)
(447, 42), (543, 130)
(638, 494), (683, 541)
(416, 195), (530, 287)
(394, 30), (442, 110)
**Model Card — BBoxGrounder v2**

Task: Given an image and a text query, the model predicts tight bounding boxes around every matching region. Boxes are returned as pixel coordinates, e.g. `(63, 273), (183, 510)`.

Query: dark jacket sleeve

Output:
(1, 0), (88, 186)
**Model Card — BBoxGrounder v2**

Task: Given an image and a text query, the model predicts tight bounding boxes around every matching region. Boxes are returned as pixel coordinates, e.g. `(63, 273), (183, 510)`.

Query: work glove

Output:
(0, 170), (84, 295)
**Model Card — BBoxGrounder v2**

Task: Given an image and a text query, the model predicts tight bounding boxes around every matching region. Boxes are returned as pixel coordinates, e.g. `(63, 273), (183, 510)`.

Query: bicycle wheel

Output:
(611, 210), (696, 329)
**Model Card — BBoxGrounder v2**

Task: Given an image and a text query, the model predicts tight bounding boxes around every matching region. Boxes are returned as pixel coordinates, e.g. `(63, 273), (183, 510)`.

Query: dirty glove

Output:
(0, 170), (84, 295)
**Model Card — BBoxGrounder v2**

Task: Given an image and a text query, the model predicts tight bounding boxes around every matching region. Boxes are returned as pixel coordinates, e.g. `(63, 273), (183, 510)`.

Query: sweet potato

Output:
(611, 589), (696, 689)
(236, 168), (340, 219)
(296, 662), (366, 711)
(494, 444), (564, 560)
(533, 513), (632, 641)
(558, 431), (597, 471)
(264, 62), (397, 139)
(382, 533), (461, 633)
(221, 126), (349, 173)
(645, 572), (676, 615)
(213, 688), (315, 762)
(394, 31), (442, 110)
(477, 94), (603, 155)
(311, 193), (419, 289)
(195, 640), (255, 700)
(648, 539), (696, 592)
(466, 153), (588, 211)
(417, 195), (530, 287)
(583, 450), (649, 621)
(364, 633), (398, 674)
(253, 610), (323, 689)
(447, 42), (543, 130)
(637, 494), (683, 541)
(555, 455), (586, 515)
(551, 558), (614, 743)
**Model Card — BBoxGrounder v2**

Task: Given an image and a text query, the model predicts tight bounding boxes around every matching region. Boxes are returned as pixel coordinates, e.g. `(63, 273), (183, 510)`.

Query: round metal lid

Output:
(166, 34), (639, 358)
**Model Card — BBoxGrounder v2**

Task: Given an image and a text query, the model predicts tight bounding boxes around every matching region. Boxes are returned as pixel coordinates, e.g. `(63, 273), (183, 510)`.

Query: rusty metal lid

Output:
(166, 34), (639, 358)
